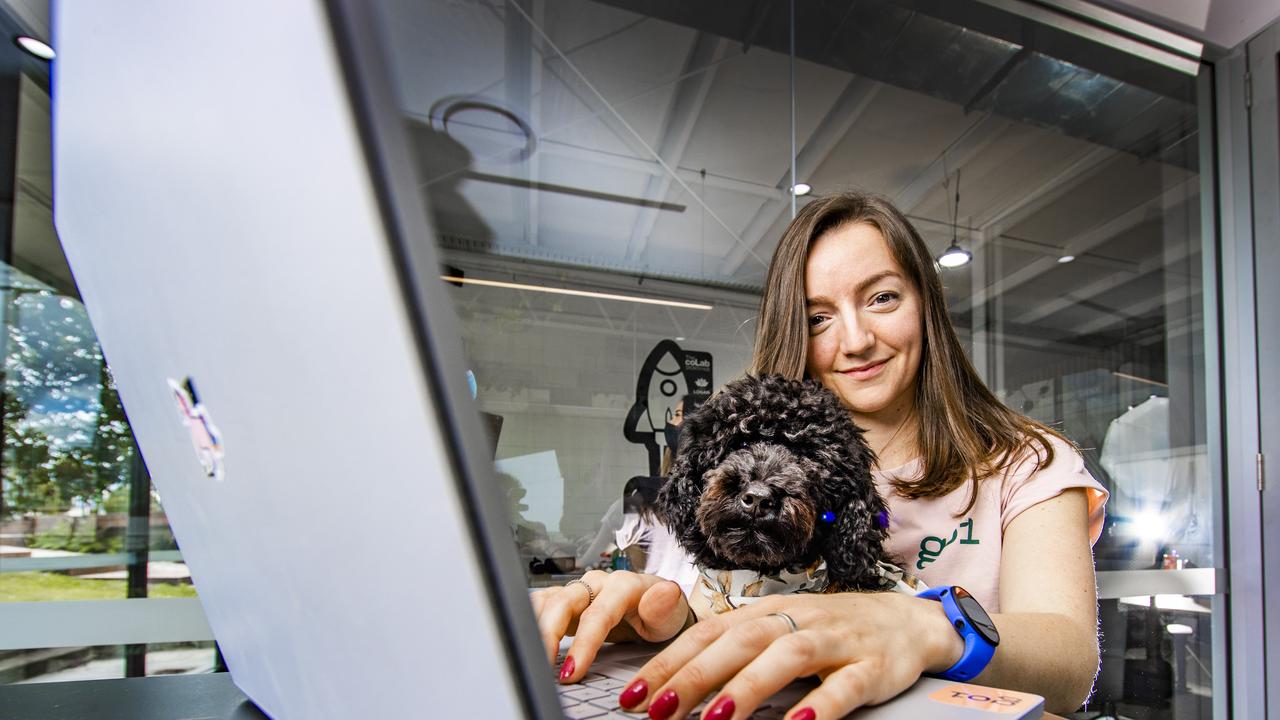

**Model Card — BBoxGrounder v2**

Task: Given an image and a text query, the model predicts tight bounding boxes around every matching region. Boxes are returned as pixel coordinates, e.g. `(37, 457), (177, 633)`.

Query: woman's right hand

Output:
(531, 570), (693, 683)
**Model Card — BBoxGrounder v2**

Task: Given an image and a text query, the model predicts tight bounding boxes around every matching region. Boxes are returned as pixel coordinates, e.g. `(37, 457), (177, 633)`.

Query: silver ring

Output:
(768, 612), (799, 634)
(566, 578), (597, 606)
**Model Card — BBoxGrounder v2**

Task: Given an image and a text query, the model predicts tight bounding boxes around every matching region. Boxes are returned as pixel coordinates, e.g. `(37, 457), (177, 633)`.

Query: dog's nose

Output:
(739, 483), (778, 517)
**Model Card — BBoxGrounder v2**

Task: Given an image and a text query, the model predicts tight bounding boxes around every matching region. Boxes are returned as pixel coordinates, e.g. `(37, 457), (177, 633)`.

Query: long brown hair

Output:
(751, 191), (1066, 512)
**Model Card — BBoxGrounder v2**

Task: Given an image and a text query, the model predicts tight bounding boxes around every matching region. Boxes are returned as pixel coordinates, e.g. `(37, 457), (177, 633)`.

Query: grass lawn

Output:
(0, 572), (198, 602)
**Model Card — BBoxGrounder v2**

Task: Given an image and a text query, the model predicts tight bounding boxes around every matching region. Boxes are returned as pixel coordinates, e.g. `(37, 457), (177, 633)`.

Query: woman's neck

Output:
(855, 400), (918, 470)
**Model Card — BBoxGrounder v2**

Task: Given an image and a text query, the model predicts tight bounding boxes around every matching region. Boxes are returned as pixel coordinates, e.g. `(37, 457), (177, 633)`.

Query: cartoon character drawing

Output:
(623, 340), (711, 476)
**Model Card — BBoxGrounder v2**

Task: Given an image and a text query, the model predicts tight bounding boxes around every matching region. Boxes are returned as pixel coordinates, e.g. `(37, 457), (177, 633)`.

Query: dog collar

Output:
(695, 560), (928, 614)
(696, 561), (829, 614)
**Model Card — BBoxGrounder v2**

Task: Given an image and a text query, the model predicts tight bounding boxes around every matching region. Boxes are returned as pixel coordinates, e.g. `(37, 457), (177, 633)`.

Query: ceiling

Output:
(0, 0), (1210, 371)
(379, 0), (1203, 362)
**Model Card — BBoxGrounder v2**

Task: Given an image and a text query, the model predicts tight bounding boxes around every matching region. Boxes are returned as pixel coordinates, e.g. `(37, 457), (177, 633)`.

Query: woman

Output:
(532, 191), (1108, 719)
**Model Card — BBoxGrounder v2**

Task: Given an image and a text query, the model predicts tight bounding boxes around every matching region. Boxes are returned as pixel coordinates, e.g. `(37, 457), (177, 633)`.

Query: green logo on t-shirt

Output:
(916, 517), (979, 570)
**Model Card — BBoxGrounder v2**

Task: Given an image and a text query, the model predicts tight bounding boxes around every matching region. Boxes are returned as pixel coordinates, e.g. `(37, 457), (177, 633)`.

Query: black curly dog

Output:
(657, 374), (889, 592)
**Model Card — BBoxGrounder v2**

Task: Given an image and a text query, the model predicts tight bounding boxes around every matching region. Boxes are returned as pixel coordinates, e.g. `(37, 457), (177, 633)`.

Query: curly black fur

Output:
(657, 374), (888, 591)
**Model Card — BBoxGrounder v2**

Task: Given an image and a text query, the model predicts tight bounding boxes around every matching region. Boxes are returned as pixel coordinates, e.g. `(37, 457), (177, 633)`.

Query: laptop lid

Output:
(53, 0), (560, 717)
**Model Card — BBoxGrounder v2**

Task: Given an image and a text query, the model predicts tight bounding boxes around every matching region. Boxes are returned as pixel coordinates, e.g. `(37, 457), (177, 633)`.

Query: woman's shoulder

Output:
(1000, 429), (1085, 481)
(996, 429), (1109, 540)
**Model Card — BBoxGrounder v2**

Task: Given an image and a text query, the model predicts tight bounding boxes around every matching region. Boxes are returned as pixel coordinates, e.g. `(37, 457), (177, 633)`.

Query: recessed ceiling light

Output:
(15, 36), (54, 61)
(1058, 255), (1075, 263)
(674, 336), (685, 342)
(790, 182), (812, 196)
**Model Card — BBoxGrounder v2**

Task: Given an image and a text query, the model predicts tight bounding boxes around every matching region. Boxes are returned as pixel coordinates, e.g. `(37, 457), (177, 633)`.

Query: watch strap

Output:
(915, 586), (996, 682)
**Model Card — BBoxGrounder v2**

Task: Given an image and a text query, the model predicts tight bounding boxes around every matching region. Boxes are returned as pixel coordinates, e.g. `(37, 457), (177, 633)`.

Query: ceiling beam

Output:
(952, 178), (1198, 315)
(718, 77), (882, 276)
(891, 113), (1011, 213)
(433, 116), (786, 200)
(973, 145), (1117, 252)
(625, 33), (728, 261)
(1012, 224), (1196, 326)
(1068, 279), (1198, 337)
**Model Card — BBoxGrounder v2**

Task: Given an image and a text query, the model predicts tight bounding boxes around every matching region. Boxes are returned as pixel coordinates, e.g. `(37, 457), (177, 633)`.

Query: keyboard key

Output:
(564, 686), (609, 702)
(563, 704), (609, 719)
(587, 676), (626, 690)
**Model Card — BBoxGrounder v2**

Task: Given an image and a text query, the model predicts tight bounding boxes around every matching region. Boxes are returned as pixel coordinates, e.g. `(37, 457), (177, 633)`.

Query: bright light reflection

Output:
(1121, 511), (1167, 541)
(15, 36), (55, 60)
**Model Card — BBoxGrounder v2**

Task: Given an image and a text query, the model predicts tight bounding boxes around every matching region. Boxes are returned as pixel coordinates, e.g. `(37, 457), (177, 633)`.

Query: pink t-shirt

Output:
(872, 435), (1108, 613)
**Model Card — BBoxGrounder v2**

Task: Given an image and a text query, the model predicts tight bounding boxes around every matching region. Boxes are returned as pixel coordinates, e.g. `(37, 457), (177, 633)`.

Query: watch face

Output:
(953, 587), (1000, 646)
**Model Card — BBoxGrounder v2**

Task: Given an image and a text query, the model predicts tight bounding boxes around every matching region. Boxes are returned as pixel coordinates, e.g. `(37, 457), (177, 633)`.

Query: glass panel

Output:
(1084, 597), (1214, 718)
(1, 642), (218, 683)
(0, 65), (199, 682)
(380, 0), (1220, 715)
(380, 0), (770, 585)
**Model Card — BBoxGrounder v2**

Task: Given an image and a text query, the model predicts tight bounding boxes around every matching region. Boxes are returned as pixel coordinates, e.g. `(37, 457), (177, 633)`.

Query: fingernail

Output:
(791, 707), (816, 720)
(558, 655), (575, 682)
(648, 689), (679, 720)
(618, 679), (649, 709)
(703, 695), (736, 720)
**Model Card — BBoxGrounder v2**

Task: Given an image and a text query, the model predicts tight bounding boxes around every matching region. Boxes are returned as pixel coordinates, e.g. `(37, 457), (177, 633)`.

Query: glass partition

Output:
(0, 73), (199, 681)
(377, 1), (1221, 716)
(0, 1), (1225, 712)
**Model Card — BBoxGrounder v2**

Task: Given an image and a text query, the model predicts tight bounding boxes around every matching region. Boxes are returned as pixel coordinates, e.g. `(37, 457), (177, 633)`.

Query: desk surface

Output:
(0, 673), (266, 720)
(0, 672), (1067, 719)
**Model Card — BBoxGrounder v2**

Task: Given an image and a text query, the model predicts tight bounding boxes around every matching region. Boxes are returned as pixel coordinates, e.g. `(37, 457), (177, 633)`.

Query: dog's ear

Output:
(656, 456), (711, 539)
(819, 469), (889, 592)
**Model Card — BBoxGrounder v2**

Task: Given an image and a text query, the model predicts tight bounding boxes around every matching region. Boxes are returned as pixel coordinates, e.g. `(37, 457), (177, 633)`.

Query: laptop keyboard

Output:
(553, 652), (788, 719)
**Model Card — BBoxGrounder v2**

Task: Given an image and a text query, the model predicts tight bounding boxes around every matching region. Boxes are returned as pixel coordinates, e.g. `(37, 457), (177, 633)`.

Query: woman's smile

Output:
(838, 358), (890, 381)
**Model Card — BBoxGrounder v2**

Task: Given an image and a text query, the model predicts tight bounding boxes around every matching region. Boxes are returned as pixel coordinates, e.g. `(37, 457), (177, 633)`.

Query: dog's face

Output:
(694, 443), (820, 569)
(657, 374), (889, 589)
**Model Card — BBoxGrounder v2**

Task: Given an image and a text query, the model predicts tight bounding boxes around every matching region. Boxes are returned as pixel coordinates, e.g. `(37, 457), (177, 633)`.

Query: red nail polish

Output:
(703, 695), (736, 720)
(791, 707), (816, 720)
(618, 679), (649, 709)
(558, 656), (575, 682)
(648, 689), (679, 720)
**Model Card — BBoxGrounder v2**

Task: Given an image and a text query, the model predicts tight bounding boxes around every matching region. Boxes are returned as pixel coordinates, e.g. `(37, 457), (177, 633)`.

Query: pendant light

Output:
(937, 169), (971, 268)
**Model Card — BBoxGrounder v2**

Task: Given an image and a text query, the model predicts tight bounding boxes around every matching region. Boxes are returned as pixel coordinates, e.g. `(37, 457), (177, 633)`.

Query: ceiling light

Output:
(937, 239), (972, 268)
(15, 36), (54, 60)
(439, 276), (712, 310)
(674, 337), (685, 342)
(937, 169), (970, 268)
(1058, 255), (1075, 264)
(790, 182), (812, 196)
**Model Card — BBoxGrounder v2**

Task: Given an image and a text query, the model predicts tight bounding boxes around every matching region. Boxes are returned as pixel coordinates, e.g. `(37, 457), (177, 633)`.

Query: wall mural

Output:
(623, 339), (713, 477)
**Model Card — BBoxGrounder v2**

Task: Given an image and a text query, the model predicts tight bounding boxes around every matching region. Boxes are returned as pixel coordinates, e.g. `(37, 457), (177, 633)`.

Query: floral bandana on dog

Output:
(695, 560), (927, 615)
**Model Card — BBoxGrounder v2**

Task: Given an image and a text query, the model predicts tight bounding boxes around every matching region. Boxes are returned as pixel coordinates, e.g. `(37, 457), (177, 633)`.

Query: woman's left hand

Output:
(618, 591), (963, 720)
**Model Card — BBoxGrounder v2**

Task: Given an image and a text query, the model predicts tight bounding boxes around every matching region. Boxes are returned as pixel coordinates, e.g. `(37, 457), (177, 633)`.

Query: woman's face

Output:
(803, 222), (923, 423)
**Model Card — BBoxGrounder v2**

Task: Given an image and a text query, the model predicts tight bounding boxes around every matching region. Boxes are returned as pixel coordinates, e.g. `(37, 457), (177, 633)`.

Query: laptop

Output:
(51, 1), (1043, 718)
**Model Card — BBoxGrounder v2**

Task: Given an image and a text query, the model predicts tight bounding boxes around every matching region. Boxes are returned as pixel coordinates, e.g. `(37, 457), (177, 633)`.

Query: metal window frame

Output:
(1216, 36), (1269, 720)
(1245, 20), (1280, 719)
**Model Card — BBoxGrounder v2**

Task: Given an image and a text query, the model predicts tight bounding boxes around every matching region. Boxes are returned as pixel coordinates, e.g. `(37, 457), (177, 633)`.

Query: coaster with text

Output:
(927, 684), (1043, 714)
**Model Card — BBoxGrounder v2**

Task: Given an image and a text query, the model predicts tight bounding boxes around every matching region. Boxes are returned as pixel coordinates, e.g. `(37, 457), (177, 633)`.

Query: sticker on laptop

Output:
(928, 684), (1040, 714)
(169, 377), (225, 482)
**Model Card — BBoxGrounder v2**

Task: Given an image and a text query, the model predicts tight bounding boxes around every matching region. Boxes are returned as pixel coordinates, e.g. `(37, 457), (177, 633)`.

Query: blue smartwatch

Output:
(915, 586), (1000, 682)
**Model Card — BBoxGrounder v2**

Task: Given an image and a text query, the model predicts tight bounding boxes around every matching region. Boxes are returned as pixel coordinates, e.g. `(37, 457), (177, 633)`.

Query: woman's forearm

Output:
(973, 612), (1100, 713)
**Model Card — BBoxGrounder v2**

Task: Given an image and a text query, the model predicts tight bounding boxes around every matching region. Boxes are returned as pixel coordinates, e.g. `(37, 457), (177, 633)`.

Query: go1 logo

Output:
(928, 684), (1041, 714)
